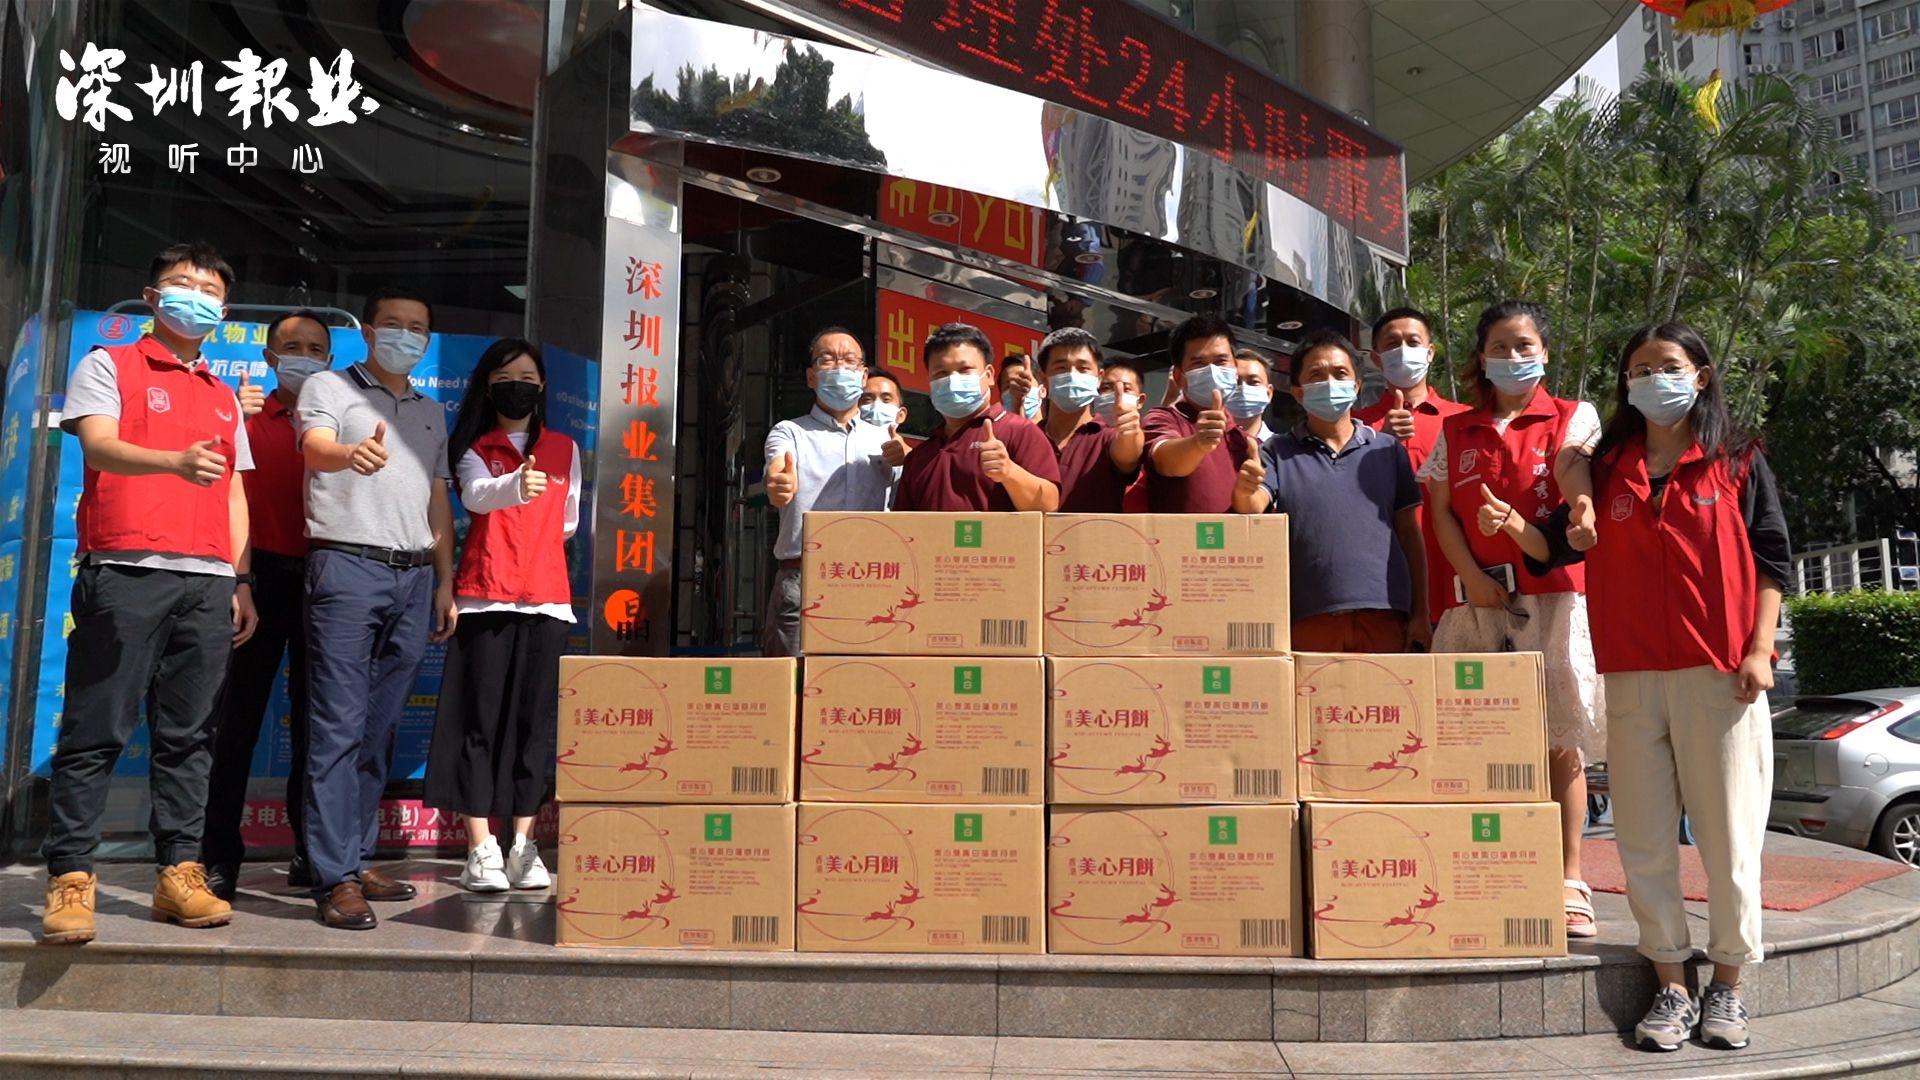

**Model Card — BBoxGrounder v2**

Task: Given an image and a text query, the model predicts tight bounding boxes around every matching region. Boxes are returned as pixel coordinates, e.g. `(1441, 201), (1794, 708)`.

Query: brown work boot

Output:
(42, 872), (98, 945)
(151, 862), (233, 929)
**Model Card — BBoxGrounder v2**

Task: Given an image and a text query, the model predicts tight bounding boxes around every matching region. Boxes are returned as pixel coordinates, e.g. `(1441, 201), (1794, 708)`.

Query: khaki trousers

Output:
(1605, 665), (1772, 967)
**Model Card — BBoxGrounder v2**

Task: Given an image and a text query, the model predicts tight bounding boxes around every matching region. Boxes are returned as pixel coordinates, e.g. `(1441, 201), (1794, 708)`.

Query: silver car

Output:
(1770, 689), (1920, 867)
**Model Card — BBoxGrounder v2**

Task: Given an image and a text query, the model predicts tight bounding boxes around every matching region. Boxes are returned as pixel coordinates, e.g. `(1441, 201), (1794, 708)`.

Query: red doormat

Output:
(1583, 838), (1913, 912)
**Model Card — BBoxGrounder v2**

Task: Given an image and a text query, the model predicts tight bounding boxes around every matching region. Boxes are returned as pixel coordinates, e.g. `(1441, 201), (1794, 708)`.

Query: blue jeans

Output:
(301, 549), (433, 894)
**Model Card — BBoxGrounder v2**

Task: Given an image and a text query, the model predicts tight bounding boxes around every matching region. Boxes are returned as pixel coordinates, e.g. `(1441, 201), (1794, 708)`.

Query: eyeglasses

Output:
(812, 352), (866, 370)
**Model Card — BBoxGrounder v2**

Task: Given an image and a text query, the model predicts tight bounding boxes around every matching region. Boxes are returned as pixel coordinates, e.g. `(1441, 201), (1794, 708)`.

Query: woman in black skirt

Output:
(425, 339), (577, 892)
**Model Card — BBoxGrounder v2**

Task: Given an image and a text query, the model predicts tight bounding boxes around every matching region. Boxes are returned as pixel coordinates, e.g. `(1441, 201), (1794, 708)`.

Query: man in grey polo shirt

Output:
(296, 285), (456, 930)
(761, 328), (903, 657)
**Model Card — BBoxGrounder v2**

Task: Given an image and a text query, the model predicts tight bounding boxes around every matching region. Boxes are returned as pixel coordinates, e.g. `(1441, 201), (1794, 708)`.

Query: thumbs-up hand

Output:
(1234, 438), (1266, 499)
(350, 421), (389, 476)
(1111, 391), (1142, 439)
(237, 369), (265, 418)
(518, 452), (549, 502)
(1476, 483), (1516, 537)
(174, 438), (228, 486)
(1567, 493), (1598, 552)
(766, 450), (797, 507)
(1194, 389), (1229, 450)
(1385, 389), (1415, 441)
(881, 424), (909, 467)
(978, 417), (1011, 482)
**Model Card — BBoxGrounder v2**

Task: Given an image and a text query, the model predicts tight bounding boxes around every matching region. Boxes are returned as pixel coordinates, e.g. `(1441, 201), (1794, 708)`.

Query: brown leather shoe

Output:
(358, 866), (417, 902)
(316, 882), (377, 930)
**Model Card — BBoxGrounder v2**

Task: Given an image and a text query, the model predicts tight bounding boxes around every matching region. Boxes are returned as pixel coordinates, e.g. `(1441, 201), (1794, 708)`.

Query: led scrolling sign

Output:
(791, 0), (1409, 257)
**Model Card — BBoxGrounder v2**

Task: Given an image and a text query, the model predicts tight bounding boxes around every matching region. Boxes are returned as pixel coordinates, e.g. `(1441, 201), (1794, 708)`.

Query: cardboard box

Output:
(800, 657), (1044, 803)
(1041, 514), (1290, 656)
(1294, 653), (1550, 803)
(555, 803), (796, 949)
(796, 803), (1044, 953)
(1305, 802), (1564, 959)
(800, 512), (1043, 656)
(1047, 805), (1301, 956)
(1049, 657), (1294, 805)
(556, 657), (795, 803)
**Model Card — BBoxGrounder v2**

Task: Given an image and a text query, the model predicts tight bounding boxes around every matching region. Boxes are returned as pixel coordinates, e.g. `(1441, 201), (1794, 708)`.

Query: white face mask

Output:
(1094, 391), (1139, 424)
(371, 327), (429, 375)
(859, 400), (899, 428)
(1377, 345), (1432, 390)
(271, 355), (328, 397)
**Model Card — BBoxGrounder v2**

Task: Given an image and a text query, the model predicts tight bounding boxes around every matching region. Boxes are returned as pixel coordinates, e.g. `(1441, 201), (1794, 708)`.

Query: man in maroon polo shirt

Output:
(894, 323), (1060, 512)
(1036, 327), (1141, 512)
(1142, 314), (1259, 514)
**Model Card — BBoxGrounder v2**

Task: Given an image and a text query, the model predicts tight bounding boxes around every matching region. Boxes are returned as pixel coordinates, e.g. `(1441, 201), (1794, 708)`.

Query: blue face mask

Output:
(933, 372), (988, 419)
(1299, 379), (1357, 422)
(1094, 391), (1138, 424)
(1628, 372), (1699, 427)
(1485, 356), (1545, 396)
(271, 355), (327, 398)
(815, 368), (864, 411)
(1002, 386), (1042, 420)
(371, 327), (429, 375)
(859, 400), (899, 428)
(1183, 362), (1238, 406)
(1226, 383), (1272, 420)
(1378, 345), (1432, 390)
(1047, 370), (1101, 412)
(153, 287), (224, 340)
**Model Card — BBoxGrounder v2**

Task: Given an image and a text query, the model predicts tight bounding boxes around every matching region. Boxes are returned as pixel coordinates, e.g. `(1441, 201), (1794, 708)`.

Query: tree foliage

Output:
(1407, 70), (1920, 546)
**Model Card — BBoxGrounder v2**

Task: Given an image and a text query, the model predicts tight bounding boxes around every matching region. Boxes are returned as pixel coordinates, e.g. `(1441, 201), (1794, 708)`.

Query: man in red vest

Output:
(41, 241), (260, 946)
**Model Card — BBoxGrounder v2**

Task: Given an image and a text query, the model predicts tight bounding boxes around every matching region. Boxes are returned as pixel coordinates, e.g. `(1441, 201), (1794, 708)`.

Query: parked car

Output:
(1769, 689), (1920, 868)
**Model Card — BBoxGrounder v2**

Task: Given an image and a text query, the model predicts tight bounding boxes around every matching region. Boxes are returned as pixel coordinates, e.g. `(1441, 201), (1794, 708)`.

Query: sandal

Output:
(1564, 879), (1598, 939)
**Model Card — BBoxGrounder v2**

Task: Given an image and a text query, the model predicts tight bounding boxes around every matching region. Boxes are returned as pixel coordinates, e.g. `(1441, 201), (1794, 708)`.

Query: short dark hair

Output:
(864, 372), (903, 396)
(999, 351), (1029, 372)
(1288, 329), (1359, 382)
(149, 241), (234, 294)
(362, 285), (434, 330)
(1037, 327), (1102, 369)
(1371, 306), (1433, 342)
(1167, 314), (1237, 365)
(265, 309), (332, 348)
(924, 322), (994, 367)
(809, 326), (863, 361)
(1466, 300), (1551, 407)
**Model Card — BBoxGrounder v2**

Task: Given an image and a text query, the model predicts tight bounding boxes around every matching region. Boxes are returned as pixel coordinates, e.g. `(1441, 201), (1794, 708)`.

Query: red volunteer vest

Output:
(454, 429), (575, 605)
(1440, 389), (1585, 596)
(76, 337), (238, 563)
(1584, 437), (1759, 675)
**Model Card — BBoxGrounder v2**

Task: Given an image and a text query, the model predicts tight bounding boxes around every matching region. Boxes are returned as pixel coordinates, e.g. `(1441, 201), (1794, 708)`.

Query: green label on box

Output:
(1472, 813), (1501, 843)
(954, 813), (984, 842)
(1455, 661), (1485, 691)
(1202, 666), (1232, 694)
(705, 666), (732, 694)
(954, 520), (983, 548)
(954, 666), (983, 694)
(1195, 521), (1225, 549)
(705, 813), (733, 842)
(1209, 815), (1239, 845)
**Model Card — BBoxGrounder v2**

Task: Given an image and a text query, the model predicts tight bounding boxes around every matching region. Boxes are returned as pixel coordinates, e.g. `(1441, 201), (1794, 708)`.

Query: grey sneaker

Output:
(1698, 981), (1750, 1050)
(1635, 986), (1698, 1052)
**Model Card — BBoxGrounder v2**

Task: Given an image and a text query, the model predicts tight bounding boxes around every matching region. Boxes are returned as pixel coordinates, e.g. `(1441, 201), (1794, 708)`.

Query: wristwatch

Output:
(235, 573), (256, 587)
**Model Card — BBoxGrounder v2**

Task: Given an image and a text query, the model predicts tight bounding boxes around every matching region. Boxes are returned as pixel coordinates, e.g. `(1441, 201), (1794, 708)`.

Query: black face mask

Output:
(489, 380), (542, 420)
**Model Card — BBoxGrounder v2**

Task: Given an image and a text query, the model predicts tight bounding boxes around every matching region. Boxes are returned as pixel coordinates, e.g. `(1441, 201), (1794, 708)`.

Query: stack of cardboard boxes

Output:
(1041, 514), (1303, 957)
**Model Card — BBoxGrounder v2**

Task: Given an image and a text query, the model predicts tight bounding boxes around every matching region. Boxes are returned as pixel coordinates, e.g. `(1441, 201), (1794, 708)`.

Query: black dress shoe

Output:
(204, 863), (238, 903)
(359, 866), (418, 902)
(317, 882), (377, 930)
(286, 854), (312, 889)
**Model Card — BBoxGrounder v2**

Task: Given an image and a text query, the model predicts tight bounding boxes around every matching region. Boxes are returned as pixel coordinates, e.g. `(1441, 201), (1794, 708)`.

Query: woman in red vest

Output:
(1422, 300), (1605, 941)
(1499, 322), (1787, 1052)
(425, 339), (578, 893)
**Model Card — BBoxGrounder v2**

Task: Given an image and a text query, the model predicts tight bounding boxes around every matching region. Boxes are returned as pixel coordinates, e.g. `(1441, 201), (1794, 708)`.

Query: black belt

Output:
(311, 540), (435, 569)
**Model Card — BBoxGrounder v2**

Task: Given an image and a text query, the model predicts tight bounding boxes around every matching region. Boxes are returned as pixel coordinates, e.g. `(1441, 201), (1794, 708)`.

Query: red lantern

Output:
(1639, 0), (1792, 35)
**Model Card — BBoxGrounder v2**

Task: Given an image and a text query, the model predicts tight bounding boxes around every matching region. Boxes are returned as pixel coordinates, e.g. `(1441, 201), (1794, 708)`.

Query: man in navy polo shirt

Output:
(1236, 329), (1430, 653)
(893, 323), (1059, 512)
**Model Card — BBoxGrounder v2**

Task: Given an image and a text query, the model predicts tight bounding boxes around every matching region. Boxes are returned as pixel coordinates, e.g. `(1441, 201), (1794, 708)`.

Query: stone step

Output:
(1, 970), (1918, 1079)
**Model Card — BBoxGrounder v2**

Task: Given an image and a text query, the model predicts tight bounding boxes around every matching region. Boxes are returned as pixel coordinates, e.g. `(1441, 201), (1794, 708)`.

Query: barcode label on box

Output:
(732, 767), (779, 795)
(732, 915), (780, 945)
(1486, 763), (1536, 792)
(981, 915), (1030, 945)
(1504, 918), (1554, 948)
(1239, 918), (1289, 949)
(1226, 622), (1274, 650)
(1232, 769), (1282, 799)
(981, 768), (1030, 796)
(979, 619), (1028, 647)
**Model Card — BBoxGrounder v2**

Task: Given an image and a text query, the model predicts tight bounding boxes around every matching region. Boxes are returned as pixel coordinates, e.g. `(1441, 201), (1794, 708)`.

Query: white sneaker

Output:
(507, 838), (551, 890)
(460, 838), (510, 893)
